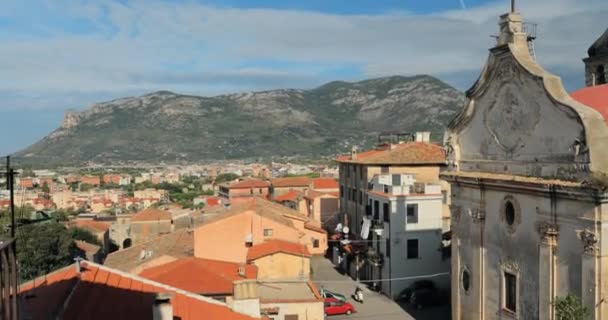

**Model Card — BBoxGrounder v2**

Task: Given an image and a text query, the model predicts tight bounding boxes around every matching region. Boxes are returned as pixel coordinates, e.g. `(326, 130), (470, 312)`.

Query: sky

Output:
(1, 0), (607, 155)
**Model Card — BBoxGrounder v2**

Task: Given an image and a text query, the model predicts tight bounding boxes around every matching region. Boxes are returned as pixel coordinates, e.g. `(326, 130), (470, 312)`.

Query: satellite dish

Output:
(343, 226), (350, 234)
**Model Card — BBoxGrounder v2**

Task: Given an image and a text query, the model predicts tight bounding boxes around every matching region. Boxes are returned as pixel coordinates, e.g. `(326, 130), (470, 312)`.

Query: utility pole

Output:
(5, 156), (16, 238)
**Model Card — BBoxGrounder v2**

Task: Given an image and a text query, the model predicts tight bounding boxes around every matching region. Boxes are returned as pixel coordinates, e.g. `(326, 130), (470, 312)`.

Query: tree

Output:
(554, 294), (589, 320)
(15, 223), (81, 281)
(215, 173), (239, 183)
(69, 227), (101, 246)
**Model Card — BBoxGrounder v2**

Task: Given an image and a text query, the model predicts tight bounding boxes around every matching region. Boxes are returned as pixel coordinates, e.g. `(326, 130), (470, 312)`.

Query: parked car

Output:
(324, 297), (356, 316)
(320, 288), (346, 301)
(398, 280), (439, 308)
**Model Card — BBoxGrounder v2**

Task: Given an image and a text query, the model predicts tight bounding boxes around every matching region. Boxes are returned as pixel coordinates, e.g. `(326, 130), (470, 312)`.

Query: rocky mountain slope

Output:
(15, 75), (464, 164)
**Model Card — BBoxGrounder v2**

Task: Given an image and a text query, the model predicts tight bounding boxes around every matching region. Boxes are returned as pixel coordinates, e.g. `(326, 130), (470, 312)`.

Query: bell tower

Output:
(583, 28), (608, 86)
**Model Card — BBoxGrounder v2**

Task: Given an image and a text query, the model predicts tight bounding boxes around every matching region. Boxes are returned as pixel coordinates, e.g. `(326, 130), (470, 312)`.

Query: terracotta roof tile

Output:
(131, 207), (172, 222)
(140, 257), (257, 295)
(273, 190), (303, 202)
(337, 142), (446, 165)
(104, 229), (193, 273)
(66, 220), (110, 233)
(571, 84), (608, 125)
(311, 178), (339, 190)
(270, 177), (311, 188)
(247, 239), (311, 261)
(20, 262), (261, 320)
(224, 178), (270, 189)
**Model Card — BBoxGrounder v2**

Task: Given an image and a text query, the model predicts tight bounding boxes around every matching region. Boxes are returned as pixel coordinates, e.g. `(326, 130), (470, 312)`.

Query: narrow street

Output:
(311, 256), (415, 320)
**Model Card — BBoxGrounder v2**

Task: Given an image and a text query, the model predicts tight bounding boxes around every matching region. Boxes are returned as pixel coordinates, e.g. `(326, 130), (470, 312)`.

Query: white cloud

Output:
(0, 0), (606, 110)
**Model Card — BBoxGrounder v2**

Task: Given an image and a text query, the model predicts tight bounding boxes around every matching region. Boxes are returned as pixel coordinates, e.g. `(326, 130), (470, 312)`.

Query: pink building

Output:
(194, 197), (327, 263)
(218, 179), (270, 201)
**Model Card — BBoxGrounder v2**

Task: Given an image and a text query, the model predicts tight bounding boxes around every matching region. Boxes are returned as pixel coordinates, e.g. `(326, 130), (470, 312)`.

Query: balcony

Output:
(0, 237), (18, 320)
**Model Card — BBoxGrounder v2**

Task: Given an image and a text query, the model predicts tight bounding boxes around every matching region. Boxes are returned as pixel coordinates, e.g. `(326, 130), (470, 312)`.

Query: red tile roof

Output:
(66, 220), (111, 233)
(139, 257), (257, 295)
(20, 262), (261, 320)
(311, 178), (339, 190)
(336, 142), (446, 165)
(131, 207), (172, 222)
(206, 196), (222, 207)
(274, 190), (302, 202)
(226, 178), (270, 189)
(270, 177), (311, 188)
(247, 239), (311, 261)
(571, 84), (608, 125)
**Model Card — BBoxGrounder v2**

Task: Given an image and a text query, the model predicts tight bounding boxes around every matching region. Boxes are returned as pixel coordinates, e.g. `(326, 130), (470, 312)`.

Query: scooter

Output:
(352, 287), (364, 304)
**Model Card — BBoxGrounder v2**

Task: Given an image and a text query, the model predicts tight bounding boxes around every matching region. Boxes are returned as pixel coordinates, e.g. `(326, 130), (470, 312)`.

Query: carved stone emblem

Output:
(500, 257), (521, 273)
(483, 81), (541, 155)
(578, 229), (598, 254)
(536, 221), (558, 241)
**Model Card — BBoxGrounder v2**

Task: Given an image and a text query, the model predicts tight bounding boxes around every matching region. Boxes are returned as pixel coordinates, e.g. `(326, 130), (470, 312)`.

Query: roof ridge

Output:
(84, 261), (233, 308)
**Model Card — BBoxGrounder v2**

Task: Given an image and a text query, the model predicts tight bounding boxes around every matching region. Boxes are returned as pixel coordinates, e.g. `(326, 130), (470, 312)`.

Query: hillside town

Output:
(0, 4), (608, 320)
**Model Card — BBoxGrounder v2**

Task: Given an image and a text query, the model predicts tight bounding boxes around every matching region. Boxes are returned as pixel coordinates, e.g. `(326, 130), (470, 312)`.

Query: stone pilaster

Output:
(579, 229), (600, 320)
(537, 222), (558, 320)
(452, 236), (461, 320)
(471, 207), (485, 320)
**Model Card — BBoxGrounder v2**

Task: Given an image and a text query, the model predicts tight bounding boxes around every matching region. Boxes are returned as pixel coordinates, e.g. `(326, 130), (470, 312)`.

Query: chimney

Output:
(74, 257), (84, 273)
(238, 264), (246, 277)
(351, 146), (358, 160)
(153, 293), (173, 320)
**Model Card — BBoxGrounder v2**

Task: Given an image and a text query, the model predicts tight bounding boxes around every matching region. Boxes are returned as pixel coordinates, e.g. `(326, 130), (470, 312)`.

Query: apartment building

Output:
(365, 173), (450, 299)
(337, 133), (447, 240)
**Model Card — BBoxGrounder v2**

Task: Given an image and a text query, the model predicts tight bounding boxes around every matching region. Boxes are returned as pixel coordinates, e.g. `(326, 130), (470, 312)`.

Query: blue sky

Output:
(1, 0), (607, 155)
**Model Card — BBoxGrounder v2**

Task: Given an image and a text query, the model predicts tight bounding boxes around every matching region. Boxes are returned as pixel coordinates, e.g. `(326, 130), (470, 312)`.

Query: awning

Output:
(360, 217), (371, 239)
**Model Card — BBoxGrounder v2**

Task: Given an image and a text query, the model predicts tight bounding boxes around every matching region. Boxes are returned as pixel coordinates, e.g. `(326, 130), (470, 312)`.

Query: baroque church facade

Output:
(443, 7), (608, 320)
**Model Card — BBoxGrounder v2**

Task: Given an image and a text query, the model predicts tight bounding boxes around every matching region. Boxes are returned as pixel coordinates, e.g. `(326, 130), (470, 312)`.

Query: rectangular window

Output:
(407, 239), (419, 259)
(383, 202), (390, 222)
(313, 238), (320, 248)
(358, 190), (363, 205)
(381, 165), (389, 174)
(386, 238), (391, 258)
(504, 272), (517, 313)
(406, 204), (418, 224)
(373, 200), (380, 220)
(340, 186), (344, 198)
(442, 190), (448, 204)
(392, 174), (401, 186)
(263, 229), (273, 237)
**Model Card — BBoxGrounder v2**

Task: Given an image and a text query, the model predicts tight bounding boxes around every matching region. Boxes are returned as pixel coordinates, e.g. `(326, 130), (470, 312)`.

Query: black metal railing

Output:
(0, 238), (18, 320)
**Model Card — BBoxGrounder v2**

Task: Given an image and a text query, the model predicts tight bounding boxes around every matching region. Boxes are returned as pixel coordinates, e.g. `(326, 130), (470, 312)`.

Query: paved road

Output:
(311, 256), (415, 320)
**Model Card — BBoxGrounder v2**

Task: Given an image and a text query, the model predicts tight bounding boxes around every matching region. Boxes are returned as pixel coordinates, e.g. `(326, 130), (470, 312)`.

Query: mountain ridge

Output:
(15, 75), (464, 165)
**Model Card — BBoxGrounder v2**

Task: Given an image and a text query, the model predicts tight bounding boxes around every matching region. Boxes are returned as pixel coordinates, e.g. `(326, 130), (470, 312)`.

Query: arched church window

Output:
(462, 268), (471, 293)
(505, 201), (515, 225)
(501, 195), (521, 233)
(597, 65), (606, 85)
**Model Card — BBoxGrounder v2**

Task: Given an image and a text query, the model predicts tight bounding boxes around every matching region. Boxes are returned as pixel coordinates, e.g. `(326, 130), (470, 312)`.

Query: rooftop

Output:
(247, 239), (311, 261)
(273, 190), (303, 202)
(104, 229), (193, 273)
(140, 257), (257, 295)
(222, 178), (270, 189)
(270, 177), (311, 188)
(19, 262), (261, 320)
(256, 281), (321, 303)
(336, 142), (446, 165)
(65, 220), (110, 233)
(571, 84), (608, 125)
(311, 178), (339, 190)
(131, 207), (172, 222)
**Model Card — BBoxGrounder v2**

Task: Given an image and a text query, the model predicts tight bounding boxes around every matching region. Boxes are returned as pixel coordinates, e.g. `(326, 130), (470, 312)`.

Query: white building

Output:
(363, 173), (450, 299)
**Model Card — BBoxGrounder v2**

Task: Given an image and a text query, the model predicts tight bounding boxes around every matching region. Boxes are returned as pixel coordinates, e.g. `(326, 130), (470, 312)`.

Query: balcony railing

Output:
(0, 237), (18, 320)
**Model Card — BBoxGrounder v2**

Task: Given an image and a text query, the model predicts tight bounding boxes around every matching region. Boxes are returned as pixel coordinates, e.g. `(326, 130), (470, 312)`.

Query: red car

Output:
(324, 297), (356, 316)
